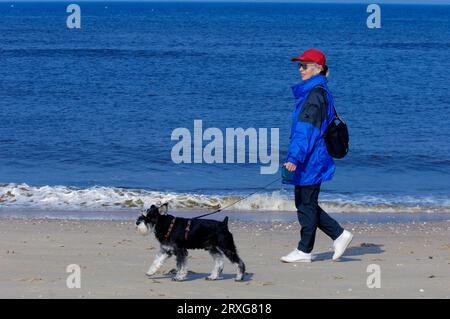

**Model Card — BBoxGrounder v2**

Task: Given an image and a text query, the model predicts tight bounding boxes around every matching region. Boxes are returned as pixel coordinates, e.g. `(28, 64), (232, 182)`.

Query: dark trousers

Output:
(295, 184), (344, 253)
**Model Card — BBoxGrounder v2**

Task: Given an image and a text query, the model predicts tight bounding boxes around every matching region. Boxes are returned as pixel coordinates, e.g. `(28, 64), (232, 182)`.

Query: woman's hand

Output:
(284, 162), (297, 172)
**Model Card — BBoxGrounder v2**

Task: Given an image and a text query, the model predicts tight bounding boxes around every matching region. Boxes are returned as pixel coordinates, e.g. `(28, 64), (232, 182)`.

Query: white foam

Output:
(0, 183), (449, 214)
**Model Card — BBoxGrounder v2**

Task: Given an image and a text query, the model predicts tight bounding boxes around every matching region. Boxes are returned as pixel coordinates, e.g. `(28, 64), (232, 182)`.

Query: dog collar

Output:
(164, 217), (177, 241)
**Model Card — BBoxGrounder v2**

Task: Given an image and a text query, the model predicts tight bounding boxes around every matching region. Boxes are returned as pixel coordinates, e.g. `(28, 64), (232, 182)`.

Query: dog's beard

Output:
(136, 222), (150, 236)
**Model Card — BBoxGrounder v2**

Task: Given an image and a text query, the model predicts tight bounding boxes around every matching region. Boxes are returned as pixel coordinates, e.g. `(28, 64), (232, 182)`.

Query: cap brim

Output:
(291, 54), (311, 62)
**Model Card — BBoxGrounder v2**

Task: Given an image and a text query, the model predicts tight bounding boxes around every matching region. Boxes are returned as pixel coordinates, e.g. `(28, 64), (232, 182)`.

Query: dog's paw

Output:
(145, 271), (156, 277)
(205, 275), (222, 281)
(172, 277), (186, 282)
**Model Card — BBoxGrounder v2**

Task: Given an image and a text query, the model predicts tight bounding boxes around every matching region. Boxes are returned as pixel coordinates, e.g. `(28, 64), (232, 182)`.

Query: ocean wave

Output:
(1, 183), (450, 214)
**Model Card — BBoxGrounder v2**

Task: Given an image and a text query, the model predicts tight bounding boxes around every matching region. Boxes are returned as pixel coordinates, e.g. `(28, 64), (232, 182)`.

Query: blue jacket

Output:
(285, 75), (336, 186)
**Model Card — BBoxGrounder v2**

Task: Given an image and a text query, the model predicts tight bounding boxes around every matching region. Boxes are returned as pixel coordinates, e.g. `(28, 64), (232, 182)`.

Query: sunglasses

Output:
(298, 62), (314, 70)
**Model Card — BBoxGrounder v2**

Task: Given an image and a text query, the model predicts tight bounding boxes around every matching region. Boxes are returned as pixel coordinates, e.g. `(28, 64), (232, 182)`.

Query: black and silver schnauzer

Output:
(136, 203), (246, 282)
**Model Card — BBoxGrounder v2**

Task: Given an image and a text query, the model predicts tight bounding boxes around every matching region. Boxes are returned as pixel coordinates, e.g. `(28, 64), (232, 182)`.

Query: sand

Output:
(0, 218), (449, 298)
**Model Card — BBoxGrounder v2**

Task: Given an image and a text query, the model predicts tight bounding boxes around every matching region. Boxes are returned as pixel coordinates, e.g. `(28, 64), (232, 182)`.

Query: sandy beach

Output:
(0, 218), (449, 299)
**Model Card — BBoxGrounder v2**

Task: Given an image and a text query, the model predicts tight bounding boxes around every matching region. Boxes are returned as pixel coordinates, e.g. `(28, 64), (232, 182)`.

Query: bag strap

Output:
(316, 86), (345, 125)
(312, 85), (332, 137)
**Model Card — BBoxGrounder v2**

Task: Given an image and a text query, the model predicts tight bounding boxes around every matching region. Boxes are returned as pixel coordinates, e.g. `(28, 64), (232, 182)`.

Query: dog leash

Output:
(158, 176), (282, 241)
(191, 177), (282, 220)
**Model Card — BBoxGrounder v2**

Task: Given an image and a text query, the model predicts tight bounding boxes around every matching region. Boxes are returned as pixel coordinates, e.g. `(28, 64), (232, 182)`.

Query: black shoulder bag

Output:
(314, 86), (349, 159)
(323, 105), (349, 159)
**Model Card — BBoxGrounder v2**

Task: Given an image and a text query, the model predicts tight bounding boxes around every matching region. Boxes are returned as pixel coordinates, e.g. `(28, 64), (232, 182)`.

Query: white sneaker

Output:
(280, 249), (312, 263)
(332, 230), (353, 261)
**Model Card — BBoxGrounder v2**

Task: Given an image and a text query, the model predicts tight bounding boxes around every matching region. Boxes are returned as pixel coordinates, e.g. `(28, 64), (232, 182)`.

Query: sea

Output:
(1, 1), (450, 222)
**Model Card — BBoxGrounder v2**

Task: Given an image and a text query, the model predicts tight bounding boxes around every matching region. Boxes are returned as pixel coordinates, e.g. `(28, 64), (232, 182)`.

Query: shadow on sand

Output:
(313, 243), (385, 262)
(148, 269), (254, 282)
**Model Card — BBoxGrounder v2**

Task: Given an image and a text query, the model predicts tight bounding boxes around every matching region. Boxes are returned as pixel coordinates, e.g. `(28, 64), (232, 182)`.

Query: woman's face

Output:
(298, 62), (321, 81)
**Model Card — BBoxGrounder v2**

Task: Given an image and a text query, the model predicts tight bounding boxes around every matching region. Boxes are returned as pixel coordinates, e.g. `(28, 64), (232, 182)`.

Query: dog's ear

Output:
(143, 205), (157, 217)
(158, 202), (169, 215)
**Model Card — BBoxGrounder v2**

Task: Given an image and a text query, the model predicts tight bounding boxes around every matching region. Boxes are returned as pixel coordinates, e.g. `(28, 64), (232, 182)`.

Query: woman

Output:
(281, 48), (353, 263)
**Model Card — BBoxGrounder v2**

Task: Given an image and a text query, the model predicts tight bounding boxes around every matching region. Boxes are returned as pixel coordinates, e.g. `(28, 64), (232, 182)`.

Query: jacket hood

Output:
(291, 75), (328, 100)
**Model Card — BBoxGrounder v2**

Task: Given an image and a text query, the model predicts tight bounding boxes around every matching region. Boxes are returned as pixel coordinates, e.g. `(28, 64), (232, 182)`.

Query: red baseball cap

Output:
(291, 48), (326, 68)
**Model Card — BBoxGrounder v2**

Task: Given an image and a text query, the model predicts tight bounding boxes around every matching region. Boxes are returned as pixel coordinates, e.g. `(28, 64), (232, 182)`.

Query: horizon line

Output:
(2, 0), (450, 5)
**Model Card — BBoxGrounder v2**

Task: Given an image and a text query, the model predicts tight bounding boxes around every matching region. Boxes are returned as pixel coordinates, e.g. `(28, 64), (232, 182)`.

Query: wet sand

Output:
(0, 218), (449, 298)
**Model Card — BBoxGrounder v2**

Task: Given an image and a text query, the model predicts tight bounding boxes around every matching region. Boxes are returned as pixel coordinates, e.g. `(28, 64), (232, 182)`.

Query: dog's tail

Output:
(222, 216), (229, 227)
